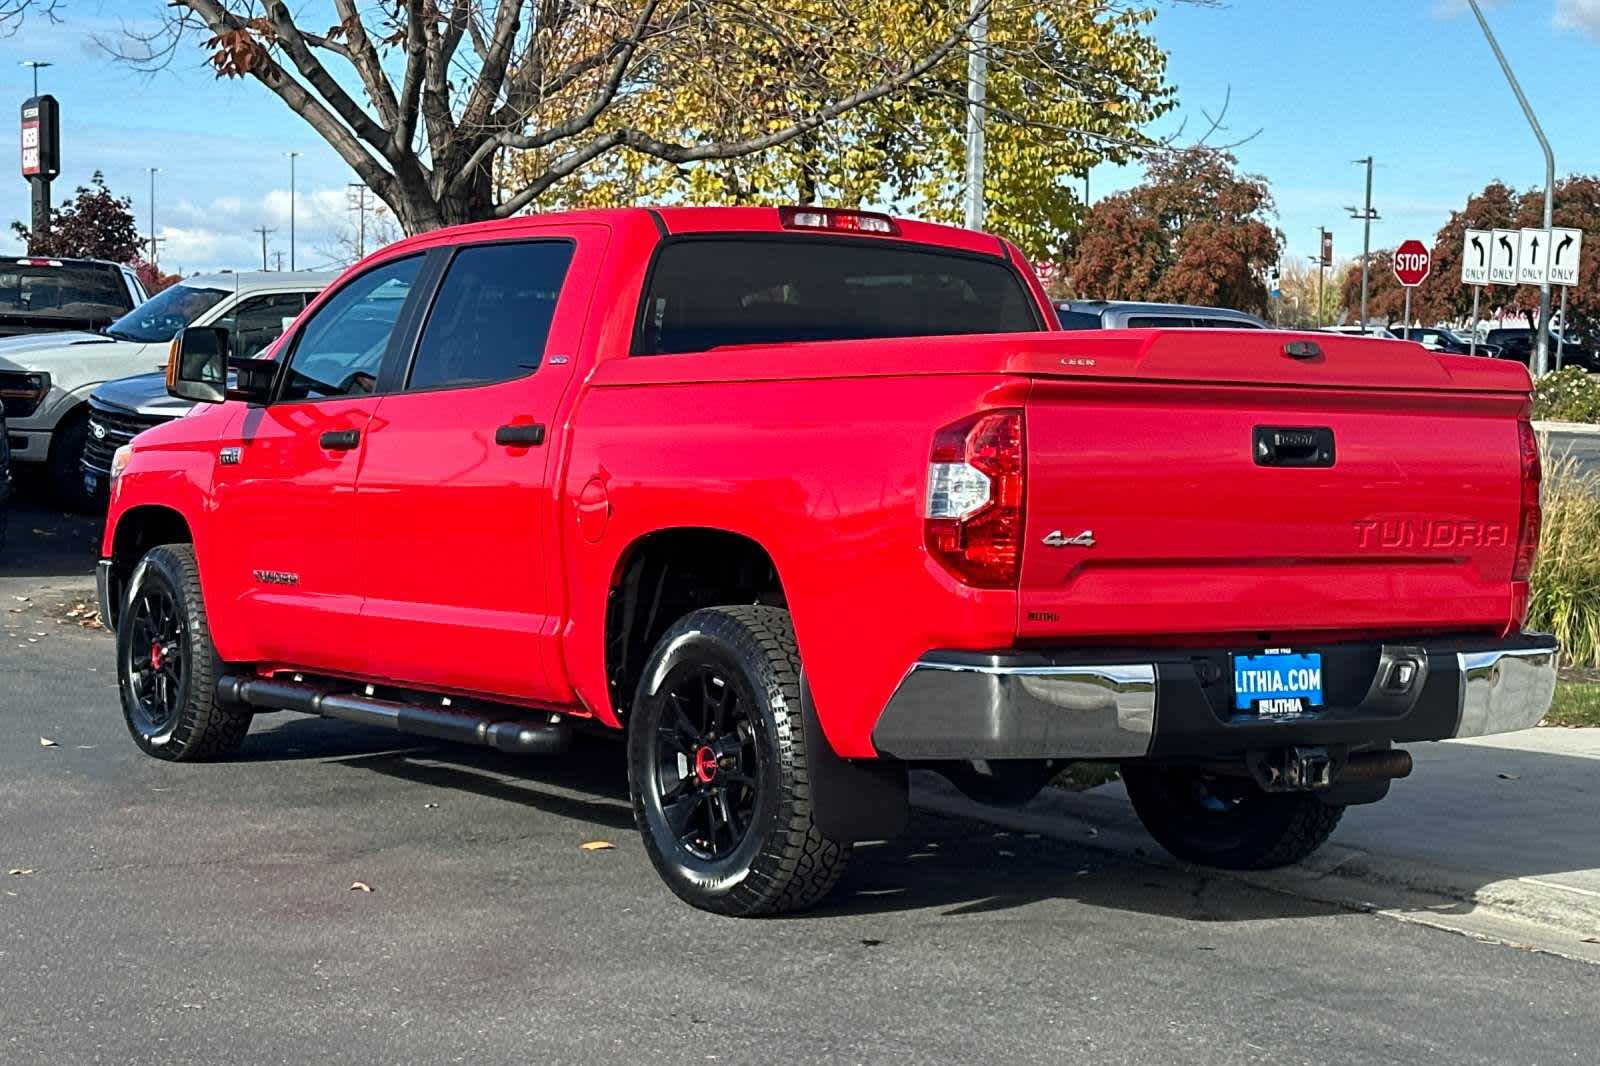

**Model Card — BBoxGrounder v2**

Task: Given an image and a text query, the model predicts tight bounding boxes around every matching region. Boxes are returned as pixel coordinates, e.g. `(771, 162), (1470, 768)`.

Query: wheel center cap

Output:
(693, 745), (719, 784)
(149, 642), (164, 670)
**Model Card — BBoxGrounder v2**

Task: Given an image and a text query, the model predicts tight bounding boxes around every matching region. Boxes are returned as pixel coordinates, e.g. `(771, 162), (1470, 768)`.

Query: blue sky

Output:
(0, 1), (1595, 273)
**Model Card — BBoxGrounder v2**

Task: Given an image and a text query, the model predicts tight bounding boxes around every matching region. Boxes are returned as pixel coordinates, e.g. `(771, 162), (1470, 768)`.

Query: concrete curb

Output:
(911, 774), (1600, 964)
(1534, 420), (1600, 436)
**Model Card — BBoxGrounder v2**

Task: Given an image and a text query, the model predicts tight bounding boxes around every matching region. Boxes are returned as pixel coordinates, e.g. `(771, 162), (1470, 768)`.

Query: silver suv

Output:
(1056, 299), (1268, 330)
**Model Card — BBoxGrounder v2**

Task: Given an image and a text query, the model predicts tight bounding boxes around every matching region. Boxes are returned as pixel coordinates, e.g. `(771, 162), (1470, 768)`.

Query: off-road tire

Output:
(116, 544), (250, 761)
(47, 408), (94, 513)
(1121, 763), (1344, 870)
(627, 605), (849, 916)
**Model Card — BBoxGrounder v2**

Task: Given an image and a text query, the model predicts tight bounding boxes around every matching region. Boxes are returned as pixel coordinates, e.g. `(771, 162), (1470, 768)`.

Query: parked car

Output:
(0, 270), (326, 509)
(1322, 324), (1400, 339)
(1483, 327), (1598, 372)
(81, 275), (331, 500)
(1056, 299), (1267, 330)
(0, 255), (146, 338)
(0, 406), (10, 555)
(100, 205), (1555, 917)
(1391, 326), (1501, 356)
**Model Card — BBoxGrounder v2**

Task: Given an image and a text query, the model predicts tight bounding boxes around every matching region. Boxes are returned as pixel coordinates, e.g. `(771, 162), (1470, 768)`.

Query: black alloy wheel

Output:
(649, 664), (764, 862)
(123, 580), (187, 737)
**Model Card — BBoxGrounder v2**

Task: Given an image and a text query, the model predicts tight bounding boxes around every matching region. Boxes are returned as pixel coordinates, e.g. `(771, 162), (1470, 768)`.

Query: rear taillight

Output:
(1513, 418), (1542, 583)
(925, 410), (1025, 588)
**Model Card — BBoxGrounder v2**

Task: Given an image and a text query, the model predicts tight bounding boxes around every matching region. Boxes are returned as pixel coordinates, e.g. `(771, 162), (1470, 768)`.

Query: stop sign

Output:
(1393, 239), (1431, 287)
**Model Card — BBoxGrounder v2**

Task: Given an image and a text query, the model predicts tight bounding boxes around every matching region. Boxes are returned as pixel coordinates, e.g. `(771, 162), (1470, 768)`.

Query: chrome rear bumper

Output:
(871, 635), (1558, 761)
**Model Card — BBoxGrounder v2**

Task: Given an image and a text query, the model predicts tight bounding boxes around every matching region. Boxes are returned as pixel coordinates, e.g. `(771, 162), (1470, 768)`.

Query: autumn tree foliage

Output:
(508, 1), (1173, 262)
(1060, 147), (1283, 314)
(1336, 249), (1409, 325)
(10, 171), (143, 262)
(1341, 177), (1600, 335)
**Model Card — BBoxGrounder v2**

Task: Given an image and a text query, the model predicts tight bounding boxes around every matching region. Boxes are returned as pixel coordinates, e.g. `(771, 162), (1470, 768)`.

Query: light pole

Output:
(962, 0), (988, 231)
(21, 59), (51, 98)
(1467, 0), (1554, 376)
(253, 226), (274, 271)
(147, 167), (160, 269)
(285, 151), (300, 271)
(1346, 158), (1379, 331)
(347, 182), (368, 260)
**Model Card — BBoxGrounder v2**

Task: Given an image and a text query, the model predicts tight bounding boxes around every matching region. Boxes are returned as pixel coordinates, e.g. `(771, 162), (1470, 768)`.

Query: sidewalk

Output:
(916, 727), (1600, 961)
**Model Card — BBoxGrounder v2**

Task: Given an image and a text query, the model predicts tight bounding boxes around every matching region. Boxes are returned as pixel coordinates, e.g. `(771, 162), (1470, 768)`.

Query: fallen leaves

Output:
(579, 840), (615, 852)
(349, 881), (374, 893)
(7, 868), (35, 877)
(1497, 772), (1521, 781)
(38, 737), (57, 748)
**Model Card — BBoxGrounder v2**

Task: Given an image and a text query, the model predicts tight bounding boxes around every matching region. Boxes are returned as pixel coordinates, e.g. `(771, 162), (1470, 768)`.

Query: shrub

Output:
(1532, 366), (1600, 424)
(1526, 456), (1600, 665)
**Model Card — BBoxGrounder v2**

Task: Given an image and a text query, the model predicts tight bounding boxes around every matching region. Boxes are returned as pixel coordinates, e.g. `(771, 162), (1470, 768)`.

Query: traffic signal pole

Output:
(1468, 0), (1554, 376)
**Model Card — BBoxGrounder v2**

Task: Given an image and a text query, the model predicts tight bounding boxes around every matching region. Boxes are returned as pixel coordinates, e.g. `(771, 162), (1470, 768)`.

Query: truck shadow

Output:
(238, 714), (1599, 930)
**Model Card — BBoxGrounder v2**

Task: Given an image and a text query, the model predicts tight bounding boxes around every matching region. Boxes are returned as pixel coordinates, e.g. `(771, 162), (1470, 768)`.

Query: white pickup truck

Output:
(0, 270), (327, 508)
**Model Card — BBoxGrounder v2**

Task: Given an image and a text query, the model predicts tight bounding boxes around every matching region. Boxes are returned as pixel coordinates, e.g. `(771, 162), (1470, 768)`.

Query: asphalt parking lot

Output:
(3, 486), (1597, 1065)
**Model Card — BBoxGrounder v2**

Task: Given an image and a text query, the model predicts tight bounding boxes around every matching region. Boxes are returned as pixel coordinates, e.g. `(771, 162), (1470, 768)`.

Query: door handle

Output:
(320, 429), (361, 451)
(495, 423), (546, 447)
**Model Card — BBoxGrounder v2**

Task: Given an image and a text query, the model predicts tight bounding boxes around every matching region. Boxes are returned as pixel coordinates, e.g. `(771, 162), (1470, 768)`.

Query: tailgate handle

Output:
(1254, 426), (1334, 467)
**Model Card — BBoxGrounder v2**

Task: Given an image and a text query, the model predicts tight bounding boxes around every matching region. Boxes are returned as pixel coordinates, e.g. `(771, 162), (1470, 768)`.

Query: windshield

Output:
(0, 263), (131, 321)
(105, 284), (229, 343)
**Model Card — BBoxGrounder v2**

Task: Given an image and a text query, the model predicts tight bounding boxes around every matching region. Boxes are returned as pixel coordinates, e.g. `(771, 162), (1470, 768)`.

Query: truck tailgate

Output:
(1015, 330), (1532, 642)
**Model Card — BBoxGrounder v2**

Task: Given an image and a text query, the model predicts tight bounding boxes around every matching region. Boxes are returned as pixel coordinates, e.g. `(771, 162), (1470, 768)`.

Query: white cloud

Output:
(1555, 0), (1600, 38)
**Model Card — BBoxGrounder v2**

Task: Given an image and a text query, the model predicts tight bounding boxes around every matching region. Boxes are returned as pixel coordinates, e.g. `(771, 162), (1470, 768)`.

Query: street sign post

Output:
(1489, 228), (1519, 285)
(1517, 228), (1550, 286)
(1462, 229), (1491, 354)
(1393, 239), (1430, 330)
(1549, 227), (1584, 370)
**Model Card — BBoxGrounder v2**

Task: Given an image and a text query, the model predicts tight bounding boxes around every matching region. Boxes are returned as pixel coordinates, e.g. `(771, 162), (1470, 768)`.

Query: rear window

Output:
(635, 238), (1040, 355)
(0, 262), (130, 321)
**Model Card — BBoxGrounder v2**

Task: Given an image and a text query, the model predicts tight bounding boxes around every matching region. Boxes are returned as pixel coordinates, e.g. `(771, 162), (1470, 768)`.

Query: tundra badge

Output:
(1042, 529), (1096, 548)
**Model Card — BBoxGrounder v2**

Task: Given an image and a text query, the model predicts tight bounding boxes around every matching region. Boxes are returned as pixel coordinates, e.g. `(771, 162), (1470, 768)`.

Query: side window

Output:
(279, 257), (421, 403)
(407, 240), (575, 391)
(219, 292), (309, 359)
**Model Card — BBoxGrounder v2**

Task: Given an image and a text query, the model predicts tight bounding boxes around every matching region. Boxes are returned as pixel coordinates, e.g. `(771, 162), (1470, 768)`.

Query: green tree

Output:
(11, 171), (143, 262)
(1060, 147), (1283, 314)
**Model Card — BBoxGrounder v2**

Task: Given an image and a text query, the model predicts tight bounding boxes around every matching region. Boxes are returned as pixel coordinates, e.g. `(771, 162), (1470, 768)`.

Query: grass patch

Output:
(1527, 456), (1600, 667)
(1546, 681), (1600, 728)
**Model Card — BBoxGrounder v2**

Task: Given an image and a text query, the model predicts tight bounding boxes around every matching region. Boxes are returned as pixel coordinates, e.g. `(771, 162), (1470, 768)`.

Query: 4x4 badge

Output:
(1042, 529), (1095, 548)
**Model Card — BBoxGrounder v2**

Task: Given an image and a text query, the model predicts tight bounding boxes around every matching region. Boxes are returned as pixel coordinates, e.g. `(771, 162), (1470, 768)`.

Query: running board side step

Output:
(217, 676), (572, 755)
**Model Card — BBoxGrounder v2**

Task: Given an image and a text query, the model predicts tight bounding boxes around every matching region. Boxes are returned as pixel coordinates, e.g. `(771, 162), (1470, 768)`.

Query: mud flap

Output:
(801, 679), (908, 842)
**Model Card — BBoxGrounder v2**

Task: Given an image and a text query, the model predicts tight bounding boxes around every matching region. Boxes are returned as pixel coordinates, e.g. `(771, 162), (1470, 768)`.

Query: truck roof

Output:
(378, 205), (1015, 261)
(178, 270), (332, 290)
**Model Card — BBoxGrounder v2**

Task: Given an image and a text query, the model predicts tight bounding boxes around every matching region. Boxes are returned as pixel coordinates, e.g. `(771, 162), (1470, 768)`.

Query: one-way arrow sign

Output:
(1489, 228), (1519, 285)
(1518, 227), (1550, 285)
(1549, 227), (1584, 287)
(1462, 228), (1490, 285)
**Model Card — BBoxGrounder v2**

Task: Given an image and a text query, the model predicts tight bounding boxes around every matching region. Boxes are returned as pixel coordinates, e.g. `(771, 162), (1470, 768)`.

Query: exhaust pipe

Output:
(218, 676), (571, 755)
(1341, 749), (1413, 782)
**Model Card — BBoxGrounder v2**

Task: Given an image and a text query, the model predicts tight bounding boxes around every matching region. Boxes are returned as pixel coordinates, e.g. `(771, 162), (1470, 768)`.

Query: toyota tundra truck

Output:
(97, 206), (1557, 916)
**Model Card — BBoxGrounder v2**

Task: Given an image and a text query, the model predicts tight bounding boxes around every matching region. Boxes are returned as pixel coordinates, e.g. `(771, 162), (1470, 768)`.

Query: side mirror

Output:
(166, 325), (230, 404)
(166, 326), (278, 405)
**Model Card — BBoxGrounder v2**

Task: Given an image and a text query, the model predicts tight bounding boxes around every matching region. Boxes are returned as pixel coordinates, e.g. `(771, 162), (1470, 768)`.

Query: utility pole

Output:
(1468, 0), (1554, 376)
(347, 183), (369, 260)
(147, 167), (160, 269)
(961, 0), (988, 231)
(284, 151), (300, 271)
(1346, 159), (1379, 331)
(253, 226), (274, 271)
(275, 250), (284, 272)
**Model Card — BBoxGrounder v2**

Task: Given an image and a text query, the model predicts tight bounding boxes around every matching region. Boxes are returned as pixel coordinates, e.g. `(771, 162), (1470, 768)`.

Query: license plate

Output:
(1232, 651), (1324, 717)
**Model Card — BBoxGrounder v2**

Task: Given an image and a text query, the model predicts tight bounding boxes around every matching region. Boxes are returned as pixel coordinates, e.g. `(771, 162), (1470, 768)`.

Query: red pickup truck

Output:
(98, 206), (1557, 916)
